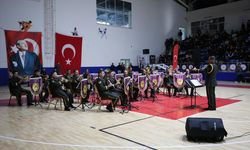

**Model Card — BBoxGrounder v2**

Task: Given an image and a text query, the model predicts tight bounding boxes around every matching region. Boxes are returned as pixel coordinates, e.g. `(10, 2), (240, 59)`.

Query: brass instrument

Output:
(15, 75), (30, 84)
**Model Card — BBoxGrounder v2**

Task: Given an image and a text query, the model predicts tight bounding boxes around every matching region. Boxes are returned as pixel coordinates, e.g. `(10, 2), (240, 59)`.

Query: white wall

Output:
(0, 0), (187, 68)
(55, 0), (168, 67)
(161, 0), (187, 39)
(0, 0), (44, 68)
(186, 0), (250, 35)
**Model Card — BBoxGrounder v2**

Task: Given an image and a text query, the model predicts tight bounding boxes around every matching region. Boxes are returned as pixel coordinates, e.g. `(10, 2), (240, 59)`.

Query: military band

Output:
(8, 60), (211, 111)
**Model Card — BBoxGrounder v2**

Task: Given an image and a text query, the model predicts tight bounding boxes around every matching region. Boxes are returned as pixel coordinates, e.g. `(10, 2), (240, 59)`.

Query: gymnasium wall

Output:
(0, 0), (186, 85)
(186, 0), (250, 36)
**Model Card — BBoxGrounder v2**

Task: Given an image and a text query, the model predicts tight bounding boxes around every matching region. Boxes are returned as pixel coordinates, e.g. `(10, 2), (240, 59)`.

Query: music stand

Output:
(75, 79), (93, 111)
(149, 74), (160, 102)
(137, 75), (147, 101)
(122, 77), (139, 113)
(186, 79), (203, 108)
(29, 77), (43, 108)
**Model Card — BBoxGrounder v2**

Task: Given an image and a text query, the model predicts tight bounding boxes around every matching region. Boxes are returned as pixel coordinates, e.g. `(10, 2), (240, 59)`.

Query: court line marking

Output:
(0, 135), (146, 149)
(226, 94), (245, 99)
(1, 135), (250, 149)
(99, 130), (156, 150)
(99, 102), (209, 131)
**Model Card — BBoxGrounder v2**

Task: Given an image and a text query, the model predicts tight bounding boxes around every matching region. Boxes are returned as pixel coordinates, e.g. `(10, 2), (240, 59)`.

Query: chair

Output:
(93, 84), (117, 112)
(8, 83), (26, 106)
(8, 91), (26, 106)
(47, 87), (64, 110)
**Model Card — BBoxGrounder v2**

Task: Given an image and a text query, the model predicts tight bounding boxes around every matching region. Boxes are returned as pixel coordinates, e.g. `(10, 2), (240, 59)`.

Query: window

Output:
(96, 0), (132, 28)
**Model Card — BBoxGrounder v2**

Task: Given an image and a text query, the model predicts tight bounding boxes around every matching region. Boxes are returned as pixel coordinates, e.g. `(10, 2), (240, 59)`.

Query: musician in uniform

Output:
(85, 73), (93, 102)
(41, 69), (49, 103)
(64, 69), (73, 92)
(105, 70), (127, 107)
(31, 69), (41, 78)
(49, 71), (75, 111)
(83, 69), (90, 78)
(143, 67), (155, 98)
(195, 56), (218, 110)
(71, 69), (82, 94)
(8, 71), (33, 106)
(96, 70), (121, 112)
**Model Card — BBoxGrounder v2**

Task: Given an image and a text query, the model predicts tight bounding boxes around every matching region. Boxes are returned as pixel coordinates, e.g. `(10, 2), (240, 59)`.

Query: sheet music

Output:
(190, 79), (203, 87)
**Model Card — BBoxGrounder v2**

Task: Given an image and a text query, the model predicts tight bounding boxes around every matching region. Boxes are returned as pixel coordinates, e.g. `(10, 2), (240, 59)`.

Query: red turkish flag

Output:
(5, 30), (42, 67)
(55, 33), (82, 74)
(172, 43), (179, 70)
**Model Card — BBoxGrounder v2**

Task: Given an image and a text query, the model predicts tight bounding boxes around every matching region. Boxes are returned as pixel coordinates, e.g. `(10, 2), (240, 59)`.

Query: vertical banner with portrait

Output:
(55, 33), (82, 74)
(5, 30), (42, 76)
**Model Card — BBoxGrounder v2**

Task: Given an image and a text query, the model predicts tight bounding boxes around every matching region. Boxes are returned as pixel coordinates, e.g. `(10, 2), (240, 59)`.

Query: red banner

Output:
(5, 30), (42, 66)
(172, 43), (179, 70)
(55, 33), (82, 74)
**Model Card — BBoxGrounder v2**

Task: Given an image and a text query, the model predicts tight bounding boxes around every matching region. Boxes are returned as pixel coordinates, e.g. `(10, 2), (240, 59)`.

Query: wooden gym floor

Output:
(0, 81), (250, 150)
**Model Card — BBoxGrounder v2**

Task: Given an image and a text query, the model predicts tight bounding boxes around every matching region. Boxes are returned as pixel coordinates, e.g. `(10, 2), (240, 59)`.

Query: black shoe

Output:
(64, 108), (70, 111)
(106, 105), (114, 112)
(205, 107), (216, 111)
(69, 105), (76, 109)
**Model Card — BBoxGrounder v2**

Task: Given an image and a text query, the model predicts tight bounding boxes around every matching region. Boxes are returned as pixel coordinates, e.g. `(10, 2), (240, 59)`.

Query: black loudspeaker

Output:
(149, 55), (156, 64)
(143, 49), (150, 54)
(185, 117), (227, 142)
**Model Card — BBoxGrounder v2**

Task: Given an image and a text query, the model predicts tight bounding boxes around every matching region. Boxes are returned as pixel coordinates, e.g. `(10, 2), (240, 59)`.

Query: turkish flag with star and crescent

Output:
(172, 43), (179, 70)
(5, 30), (42, 67)
(55, 33), (82, 74)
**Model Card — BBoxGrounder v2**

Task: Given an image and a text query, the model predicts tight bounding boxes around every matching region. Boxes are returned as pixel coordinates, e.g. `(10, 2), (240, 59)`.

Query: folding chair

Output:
(8, 90), (26, 106)
(93, 84), (118, 112)
(47, 87), (64, 110)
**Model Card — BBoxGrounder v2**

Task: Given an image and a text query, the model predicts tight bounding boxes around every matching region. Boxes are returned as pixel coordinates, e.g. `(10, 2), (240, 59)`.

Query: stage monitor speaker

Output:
(185, 117), (227, 142)
(143, 49), (150, 54)
(149, 55), (156, 64)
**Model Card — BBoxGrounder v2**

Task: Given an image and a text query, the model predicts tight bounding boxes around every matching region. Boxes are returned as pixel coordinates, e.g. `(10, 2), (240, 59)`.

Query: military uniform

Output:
(104, 76), (127, 106)
(40, 74), (49, 102)
(9, 76), (33, 106)
(96, 77), (121, 111)
(49, 77), (74, 110)
(64, 73), (73, 92)
(71, 74), (81, 93)
(204, 63), (218, 110)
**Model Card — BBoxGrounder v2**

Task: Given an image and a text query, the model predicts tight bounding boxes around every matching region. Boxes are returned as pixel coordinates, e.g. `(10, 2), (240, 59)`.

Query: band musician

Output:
(49, 71), (75, 111)
(8, 71), (33, 106)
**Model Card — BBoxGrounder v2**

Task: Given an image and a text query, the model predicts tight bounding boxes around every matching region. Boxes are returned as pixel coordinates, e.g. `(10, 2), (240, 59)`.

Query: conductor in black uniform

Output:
(195, 56), (218, 110)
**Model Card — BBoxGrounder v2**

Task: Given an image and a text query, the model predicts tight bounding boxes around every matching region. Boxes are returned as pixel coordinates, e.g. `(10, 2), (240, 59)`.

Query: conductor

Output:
(195, 56), (218, 110)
